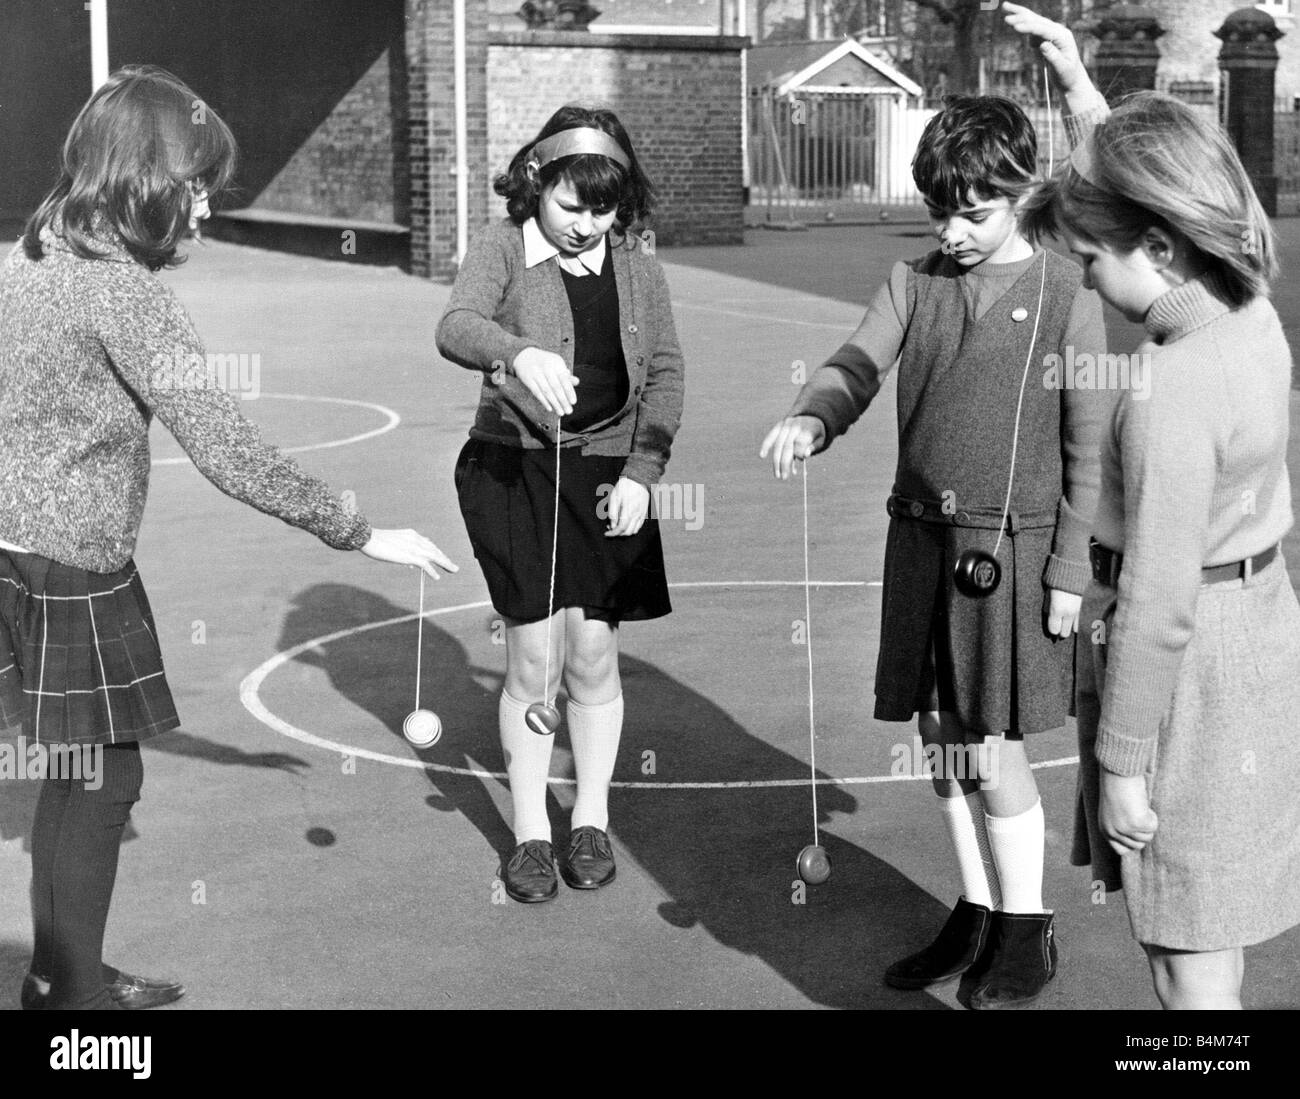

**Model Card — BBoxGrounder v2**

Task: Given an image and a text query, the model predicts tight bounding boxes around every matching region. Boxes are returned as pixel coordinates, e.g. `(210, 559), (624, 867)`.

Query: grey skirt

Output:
(1073, 551), (1300, 950)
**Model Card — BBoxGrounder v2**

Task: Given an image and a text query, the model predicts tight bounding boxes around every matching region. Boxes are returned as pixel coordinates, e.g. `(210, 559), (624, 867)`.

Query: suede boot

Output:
(884, 897), (993, 990)
(966, 910), (1058, 1009)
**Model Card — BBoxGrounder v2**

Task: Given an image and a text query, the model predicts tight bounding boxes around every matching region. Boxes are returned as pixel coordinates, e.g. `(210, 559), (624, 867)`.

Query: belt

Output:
(1089, 538), (1279, 588)
(887, 493), (1056, 532)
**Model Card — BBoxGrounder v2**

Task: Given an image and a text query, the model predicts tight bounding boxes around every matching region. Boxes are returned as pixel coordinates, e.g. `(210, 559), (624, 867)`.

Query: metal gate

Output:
(747, 89), (931, 225)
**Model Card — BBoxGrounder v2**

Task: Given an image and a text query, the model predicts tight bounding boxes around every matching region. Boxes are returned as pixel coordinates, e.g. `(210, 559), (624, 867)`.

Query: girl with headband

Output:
(1006, 2), (1300, 1009)
(0, 67), (455, 1010)
(437, 106), (685, 903)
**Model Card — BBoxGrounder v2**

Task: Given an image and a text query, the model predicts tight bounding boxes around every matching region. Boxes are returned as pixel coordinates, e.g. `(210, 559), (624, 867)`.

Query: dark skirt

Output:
(0, 550), (180, 745)
(455, 439), (671, 624)
(873, 515), (1073, 736)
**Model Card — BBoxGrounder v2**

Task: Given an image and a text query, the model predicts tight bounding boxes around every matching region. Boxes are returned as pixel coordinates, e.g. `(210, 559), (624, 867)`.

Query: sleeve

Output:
(96, 267), (372, 551)
(1094, 353), (1220, 776)
(621, 259), (685, 487)
(1063, 90), (1111, 148)
(1043, 285), (1112, 595)
(435, 225), (535, 375)
(786, 260), (908, 451)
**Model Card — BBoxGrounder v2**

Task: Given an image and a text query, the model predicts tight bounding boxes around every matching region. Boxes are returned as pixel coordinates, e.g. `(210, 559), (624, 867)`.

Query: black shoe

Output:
(966, 910), (1058, 1009)
(502, 839), (559, 903)
(884, 897), (992, 990)
(561, 825), (616, 890)
(21, 968), (185, 1011)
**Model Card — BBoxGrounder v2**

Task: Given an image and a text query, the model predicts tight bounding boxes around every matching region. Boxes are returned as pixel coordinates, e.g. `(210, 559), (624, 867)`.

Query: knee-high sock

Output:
(568, 694), (623, 832)
(47, 743), (142, 1010)
(939, 792), (1002, 910)
(985, 799), (1046, 913)
(500, 689), (554, 844)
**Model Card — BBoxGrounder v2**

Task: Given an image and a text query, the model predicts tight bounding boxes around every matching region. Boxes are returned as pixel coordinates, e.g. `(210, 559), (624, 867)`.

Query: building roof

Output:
(747, 38), (922, 97)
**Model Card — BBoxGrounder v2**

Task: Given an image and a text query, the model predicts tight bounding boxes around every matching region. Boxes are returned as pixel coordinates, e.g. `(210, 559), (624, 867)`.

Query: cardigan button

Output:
(634, 385), (641, 395)
(956, 510), (971, 524)
(636, 355), (645, 365)
(628, 324), (638, 334)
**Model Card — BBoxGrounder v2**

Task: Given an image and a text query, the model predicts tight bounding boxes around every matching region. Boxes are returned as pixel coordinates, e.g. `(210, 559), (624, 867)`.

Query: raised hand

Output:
(1001, 2), (1095, 103)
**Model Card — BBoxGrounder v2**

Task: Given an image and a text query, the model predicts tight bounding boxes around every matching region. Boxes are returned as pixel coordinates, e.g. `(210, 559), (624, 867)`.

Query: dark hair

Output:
(1022, 92), (1276, 307)
(23, 65), (237, 271)
(494, 105), (655, 232)
(912, 95), (1039, 212)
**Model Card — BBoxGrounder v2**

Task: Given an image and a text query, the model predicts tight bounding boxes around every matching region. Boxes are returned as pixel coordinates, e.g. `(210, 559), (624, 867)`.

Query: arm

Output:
(1043, 286), (1111, 596)
(1095, 355), (1220, 776)
(1001, 3), (1110, 135)
(435, 224), (535, 376)
(620, 259), (685, 489)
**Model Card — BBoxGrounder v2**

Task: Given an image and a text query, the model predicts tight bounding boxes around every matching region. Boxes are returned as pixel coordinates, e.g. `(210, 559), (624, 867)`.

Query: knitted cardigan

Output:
(0, 226), (371, 573)
(435, 218), (685, 487)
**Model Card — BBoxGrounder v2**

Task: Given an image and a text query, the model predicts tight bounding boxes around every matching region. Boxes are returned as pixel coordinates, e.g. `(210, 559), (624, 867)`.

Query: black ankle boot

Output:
(884, 897), (993, 990)
(966, 910), (1058, 1009)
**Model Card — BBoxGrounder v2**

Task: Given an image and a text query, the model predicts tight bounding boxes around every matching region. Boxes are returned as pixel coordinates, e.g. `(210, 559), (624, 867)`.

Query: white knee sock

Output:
(939, 792), (1002, 910)
(568, 693), (623, 832)
(985, 799), (1046, 913)
(500, 689), (554, 844)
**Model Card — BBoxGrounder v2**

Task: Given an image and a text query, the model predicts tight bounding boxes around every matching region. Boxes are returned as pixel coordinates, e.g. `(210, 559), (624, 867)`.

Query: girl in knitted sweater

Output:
(1007, 2), (1300, 1010)
(0, 67), (455, 1010)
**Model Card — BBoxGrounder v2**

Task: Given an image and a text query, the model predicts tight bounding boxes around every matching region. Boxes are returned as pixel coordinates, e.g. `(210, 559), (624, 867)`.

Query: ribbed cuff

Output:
(1043, 553), (1090, 596)
(1094, 729), (1155, 778)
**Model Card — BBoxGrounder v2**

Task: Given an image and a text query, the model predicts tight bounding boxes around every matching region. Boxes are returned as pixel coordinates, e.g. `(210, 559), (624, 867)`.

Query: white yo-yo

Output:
(403, 708), (442, 747)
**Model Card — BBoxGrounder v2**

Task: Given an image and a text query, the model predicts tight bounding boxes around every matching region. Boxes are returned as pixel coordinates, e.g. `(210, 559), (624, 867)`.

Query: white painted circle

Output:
(239, 583), (1079, 788)
(152, 393), (400, 467)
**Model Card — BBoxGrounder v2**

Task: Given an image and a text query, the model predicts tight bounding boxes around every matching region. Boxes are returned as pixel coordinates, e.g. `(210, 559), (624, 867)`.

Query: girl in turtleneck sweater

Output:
(1007, 2), (1300, 1010)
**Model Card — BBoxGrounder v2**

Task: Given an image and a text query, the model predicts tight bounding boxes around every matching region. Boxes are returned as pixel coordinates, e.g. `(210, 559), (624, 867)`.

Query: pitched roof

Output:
(747, 38), (922, 97)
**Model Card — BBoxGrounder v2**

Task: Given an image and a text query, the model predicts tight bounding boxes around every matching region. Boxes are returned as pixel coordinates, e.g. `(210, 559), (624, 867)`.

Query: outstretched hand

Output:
(760, 416), (826, 480)
(361, 528), (459, 579)
(1000, 2), (1091, 99)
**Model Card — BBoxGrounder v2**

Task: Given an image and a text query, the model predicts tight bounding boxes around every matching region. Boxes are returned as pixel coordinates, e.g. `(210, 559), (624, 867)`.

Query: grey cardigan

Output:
(435, 218), (685, 487)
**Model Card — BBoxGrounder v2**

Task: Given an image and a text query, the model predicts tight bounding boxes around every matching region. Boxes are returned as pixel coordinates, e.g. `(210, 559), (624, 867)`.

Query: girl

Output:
(0, 66), (455, 1010)
(436, 106), (684, 904)
(1006, 2), (1300, 1009)
(762, 92), (1110, 1006)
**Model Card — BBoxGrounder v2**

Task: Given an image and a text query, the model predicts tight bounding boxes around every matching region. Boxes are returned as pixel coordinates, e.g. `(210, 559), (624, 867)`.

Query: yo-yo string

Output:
(541, 417), (562, 705)
(991, 65), (1054, 560)
(802, 459), (820, 848)
(414, 569), (425, 711)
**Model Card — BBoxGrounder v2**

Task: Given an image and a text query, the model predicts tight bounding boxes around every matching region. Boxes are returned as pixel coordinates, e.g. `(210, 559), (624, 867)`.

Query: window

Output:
(1257, 1), (1294, 18)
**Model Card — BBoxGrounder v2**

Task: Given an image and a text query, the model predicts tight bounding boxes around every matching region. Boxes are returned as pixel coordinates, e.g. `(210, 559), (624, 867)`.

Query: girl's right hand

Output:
(760, 416), (826, 480)
(511, 347), (579, 417)
(361, 529), (459, 579)
(1099, 770), (1159, 857)
(1001, 3), (1091, 98)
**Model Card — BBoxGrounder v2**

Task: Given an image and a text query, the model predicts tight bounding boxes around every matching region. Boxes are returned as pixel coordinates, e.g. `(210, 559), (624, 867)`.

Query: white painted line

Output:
(153, 393), (401, 467)
(239, 583), (1078, 787)
(674, 300), (857, 331)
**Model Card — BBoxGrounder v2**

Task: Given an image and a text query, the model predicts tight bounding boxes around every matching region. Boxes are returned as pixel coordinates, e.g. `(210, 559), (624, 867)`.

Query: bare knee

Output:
(1146, 947), (1243, 1010)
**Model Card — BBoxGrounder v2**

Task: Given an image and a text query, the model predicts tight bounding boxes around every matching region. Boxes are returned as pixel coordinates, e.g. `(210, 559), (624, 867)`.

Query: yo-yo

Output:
(525, 701), (561, 736)
(954, 548), (1001, 598)
(797, 844), (831, 885)
(403, 708), (442, 747)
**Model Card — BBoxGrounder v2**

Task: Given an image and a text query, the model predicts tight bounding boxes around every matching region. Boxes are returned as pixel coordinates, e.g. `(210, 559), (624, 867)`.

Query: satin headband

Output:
(527, 127), (631, 172)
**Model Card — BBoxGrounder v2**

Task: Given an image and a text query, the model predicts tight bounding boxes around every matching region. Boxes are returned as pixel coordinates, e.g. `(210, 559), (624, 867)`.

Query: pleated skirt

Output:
(0, 550), (180, 745)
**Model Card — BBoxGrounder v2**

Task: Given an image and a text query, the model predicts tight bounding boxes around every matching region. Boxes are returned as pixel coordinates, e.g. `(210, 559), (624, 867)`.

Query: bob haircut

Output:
(1021, 92), (1276, 308)
(494, 105), (655, 233)
(912, 95), (1040, 214)
(23, 65), (237, 271)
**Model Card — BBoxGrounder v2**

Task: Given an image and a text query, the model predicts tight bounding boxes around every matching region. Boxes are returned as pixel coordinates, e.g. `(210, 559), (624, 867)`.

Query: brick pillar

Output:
(1087, 3), (1164, 105)
(1216, 7), (1283, 218)
(406, 0), (490, 279)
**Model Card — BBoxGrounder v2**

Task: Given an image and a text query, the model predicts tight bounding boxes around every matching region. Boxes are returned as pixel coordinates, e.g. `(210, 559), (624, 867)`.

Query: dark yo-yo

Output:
(796, 844), (831, 885)
(954, 549), (1001, 598)
(525, 701), (561, 736)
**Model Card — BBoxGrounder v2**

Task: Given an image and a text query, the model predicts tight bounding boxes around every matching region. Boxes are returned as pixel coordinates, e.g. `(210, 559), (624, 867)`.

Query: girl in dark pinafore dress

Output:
(763, 94), (1110, 1007)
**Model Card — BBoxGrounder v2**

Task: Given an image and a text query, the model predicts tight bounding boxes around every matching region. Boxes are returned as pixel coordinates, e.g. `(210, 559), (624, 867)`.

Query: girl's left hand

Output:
(1045, 588), (1082, 639)
(1099, 770), (1159, 857)
(606, 476), (650, 537)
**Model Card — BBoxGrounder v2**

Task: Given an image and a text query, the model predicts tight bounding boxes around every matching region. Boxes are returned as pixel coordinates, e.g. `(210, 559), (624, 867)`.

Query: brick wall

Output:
(485, 32), (747, 250)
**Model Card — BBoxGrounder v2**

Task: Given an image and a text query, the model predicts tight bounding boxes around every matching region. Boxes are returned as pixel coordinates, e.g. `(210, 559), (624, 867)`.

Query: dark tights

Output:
(30, 742), (143, 1009)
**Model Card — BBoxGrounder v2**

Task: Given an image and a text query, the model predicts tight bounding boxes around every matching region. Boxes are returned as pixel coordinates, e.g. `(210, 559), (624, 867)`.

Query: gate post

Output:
(1088, 3), (1164, 105)
(1216, 7), (1283, 217)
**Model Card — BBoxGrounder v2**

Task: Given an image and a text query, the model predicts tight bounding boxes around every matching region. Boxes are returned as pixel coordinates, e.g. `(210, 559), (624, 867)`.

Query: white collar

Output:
(522, 217), (606, 277)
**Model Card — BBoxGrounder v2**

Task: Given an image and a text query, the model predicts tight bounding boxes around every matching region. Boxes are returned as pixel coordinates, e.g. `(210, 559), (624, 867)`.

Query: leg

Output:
(500, 614), (564, 845)
(560, 611), (621, 889)
(29, 767), (74, 982)
(46, 743), (143, 1010)
(979, 734), (1046, 914)
(1145, 945), (1244, 1010)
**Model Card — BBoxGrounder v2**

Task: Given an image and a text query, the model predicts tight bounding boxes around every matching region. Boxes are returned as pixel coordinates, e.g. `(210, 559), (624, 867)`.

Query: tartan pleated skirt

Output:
(1073, 551), (1300, 950)
(0, 550), (180, 745)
